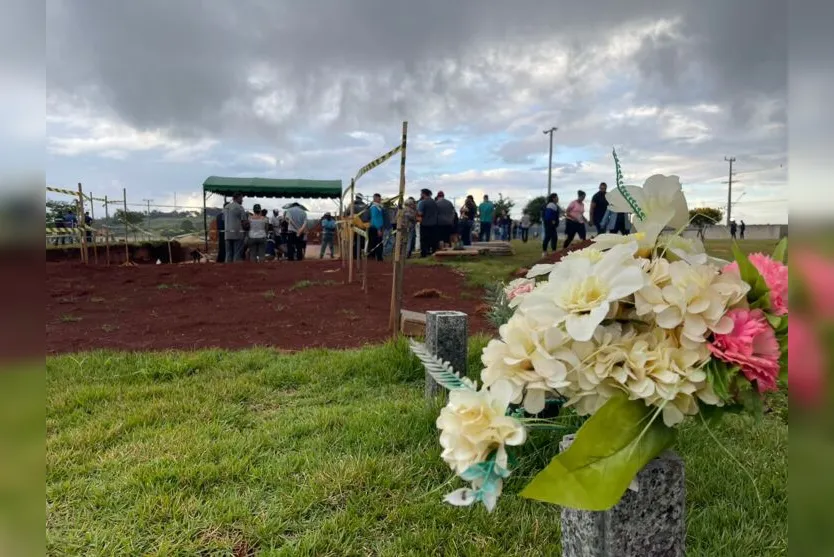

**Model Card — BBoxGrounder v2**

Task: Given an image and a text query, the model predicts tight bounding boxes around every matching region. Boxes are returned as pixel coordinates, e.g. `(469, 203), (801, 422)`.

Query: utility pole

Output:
(543, 127), (558, 197)
(143, 198), (153, 231)
(723, 157), (736, 226)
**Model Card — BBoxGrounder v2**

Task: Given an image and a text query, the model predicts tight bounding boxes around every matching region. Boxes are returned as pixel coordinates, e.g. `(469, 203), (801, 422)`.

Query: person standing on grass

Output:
(435, 191), (456, 250)
(740, 220), (746, 240)
(520, 212), (531, 243)
(223, 192), (246, 262)
(368, 193), (385, 262)
(590, 182), (609, 236)
(563, 190), (587, 249)
(403, 197), (418, 258)
(247, 203), (268, 262)
(478, 194), (495, 242)
(319, 212), (337, 259)
(460, 195), (477, 246)
(730, 219), (738, 240)
(541, 193), (561, 257)
(285, 202), (308, 261)
(417, 188), (438, 257)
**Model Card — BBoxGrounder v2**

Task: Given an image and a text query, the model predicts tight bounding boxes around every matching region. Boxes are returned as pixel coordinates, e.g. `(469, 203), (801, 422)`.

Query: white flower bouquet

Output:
(411, 150), (789, 512)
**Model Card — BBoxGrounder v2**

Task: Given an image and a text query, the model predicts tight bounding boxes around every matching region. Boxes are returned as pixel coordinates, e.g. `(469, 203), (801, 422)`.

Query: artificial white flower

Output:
(436, 380), (527, 476)
(634, 259), (750, 349)
(606, 175), (689, 247)
(565, 324), (715, 426)
(519, 242), (647, 342)
(481, 314), (575, 413)
(593, 232), (654, 257)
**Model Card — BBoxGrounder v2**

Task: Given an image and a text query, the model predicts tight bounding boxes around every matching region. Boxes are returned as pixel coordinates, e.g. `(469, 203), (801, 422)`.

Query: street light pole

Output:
(543, 127), (558, 197)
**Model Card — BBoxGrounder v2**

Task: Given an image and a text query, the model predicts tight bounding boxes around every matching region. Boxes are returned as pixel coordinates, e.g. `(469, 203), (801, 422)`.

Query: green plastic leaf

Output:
(731, 243), (771, 309)
(520, 394), (675, 511)
(705, 360), (739, 402)
(772, 237), (788, 263)
(408, 340), (476, 391)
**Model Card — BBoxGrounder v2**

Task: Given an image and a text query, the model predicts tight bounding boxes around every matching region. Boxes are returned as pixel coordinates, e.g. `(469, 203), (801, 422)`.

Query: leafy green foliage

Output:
(493, 193), (515, 220)
(46, 200), (76, 223)
(484, 282), (514, 328)
(705, 360), (739, 402)
(689, 207), (723, 227)
(522, 196), (547, 225)
(180, 219), (195, 232)
(772, 237), (788, 263)
(732, 243), (771, 310)
(114, 209), (146, 225)
(520, 394), (675, 510)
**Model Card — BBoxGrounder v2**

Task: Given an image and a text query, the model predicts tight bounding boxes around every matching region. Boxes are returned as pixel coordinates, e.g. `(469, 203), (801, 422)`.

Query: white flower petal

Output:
(444, 488), (478, 507)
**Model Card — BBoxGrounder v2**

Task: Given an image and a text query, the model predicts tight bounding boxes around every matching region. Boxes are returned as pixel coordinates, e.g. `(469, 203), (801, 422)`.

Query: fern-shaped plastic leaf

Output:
(409, 339), (477, 391)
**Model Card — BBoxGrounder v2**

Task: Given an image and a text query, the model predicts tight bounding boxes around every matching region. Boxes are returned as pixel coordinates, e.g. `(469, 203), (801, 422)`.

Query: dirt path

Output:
(46, 260), (490, 354)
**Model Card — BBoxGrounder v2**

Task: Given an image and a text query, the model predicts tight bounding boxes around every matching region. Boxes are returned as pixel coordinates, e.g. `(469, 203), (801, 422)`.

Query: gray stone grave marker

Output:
(424, 310), (468, 398)
(559, 434), (686, 557)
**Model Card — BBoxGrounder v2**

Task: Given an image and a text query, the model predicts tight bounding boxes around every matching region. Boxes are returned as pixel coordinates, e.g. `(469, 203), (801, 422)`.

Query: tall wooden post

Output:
(104, 195), (111, 265)
(389, 121), (408, 335)
(202, 190), (209, 254)
(77, 183), (88, 264)
(123, 188), (130, 263)
(89, 190), (98, 264)
(348, 179), (356, 283)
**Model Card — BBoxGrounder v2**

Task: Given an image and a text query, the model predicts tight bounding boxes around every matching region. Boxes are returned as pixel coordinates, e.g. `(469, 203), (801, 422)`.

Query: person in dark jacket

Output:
(542, 193), (561, 257)
(435, 191), (456, 249)
(417, 188), (438, 257)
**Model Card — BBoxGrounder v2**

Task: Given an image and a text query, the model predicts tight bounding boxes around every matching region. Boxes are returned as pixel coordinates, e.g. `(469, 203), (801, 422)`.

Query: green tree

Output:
(494, 194), (515, 219)
(46, 200), (76, 224)
(688, 207), (723, 227)
(522, 196), (547, 225)
(180, 219), (195, 233)
(114, 209), (145, 225)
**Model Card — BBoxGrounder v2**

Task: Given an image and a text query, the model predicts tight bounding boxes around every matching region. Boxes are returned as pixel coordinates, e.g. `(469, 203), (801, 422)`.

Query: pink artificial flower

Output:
(793, 249), (834, 319)
(789, 315), (826, 408)
(724, 253), (788, 315)
(504, 278), (535, 302)
(708, 308), (781, 393)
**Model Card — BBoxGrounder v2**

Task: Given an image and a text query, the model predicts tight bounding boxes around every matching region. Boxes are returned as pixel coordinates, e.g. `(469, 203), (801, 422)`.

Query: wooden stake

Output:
(123, 187), (130, 263)
(167, 239), (173, 264)
(89, 190), (98, 264)
(77, 183), (88, 264)
(389, 121), (408, 336)
(348, 179), (356, 283)
(104, 195), (111, 265)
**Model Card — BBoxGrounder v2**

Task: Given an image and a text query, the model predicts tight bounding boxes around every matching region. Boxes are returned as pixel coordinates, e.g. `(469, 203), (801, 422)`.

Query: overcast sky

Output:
(38, 0), (786, 221)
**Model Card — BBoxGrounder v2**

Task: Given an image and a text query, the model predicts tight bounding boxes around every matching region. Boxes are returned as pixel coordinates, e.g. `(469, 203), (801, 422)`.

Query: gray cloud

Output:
(46, 0), (785, 142)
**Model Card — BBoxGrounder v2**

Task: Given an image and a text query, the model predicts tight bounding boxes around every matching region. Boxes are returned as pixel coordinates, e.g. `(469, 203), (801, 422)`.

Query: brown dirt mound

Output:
(45, 260), (490, 354)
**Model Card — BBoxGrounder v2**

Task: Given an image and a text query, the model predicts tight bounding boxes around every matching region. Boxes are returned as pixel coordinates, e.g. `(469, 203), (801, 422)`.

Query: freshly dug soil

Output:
(45, 260), (490, 354)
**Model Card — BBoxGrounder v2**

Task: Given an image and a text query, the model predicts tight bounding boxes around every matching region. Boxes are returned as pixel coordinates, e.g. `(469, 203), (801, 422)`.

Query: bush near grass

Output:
(47, 339), (786, 555)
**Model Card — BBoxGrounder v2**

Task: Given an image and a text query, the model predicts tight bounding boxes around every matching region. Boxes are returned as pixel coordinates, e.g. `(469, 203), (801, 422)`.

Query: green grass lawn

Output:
(410, 238), (781, 289)
(47, 339), (787, 556)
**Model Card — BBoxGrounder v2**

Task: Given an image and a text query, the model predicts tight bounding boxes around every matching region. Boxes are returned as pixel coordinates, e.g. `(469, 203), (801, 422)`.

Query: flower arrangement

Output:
(411, 150), (789, 512)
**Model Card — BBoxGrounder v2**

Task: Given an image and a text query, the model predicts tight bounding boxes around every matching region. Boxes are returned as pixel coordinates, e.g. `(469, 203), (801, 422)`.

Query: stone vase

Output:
(559, 434), (686, 557)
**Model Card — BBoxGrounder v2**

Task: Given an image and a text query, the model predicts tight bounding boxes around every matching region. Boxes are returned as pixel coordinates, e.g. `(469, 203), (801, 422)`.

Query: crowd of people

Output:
(215, 192), (319, 263)
(213, 183), (636, 263)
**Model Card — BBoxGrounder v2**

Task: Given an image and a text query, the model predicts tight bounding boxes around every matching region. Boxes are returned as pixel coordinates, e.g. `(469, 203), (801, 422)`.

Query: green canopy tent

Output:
(202, 176), (343, 252)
